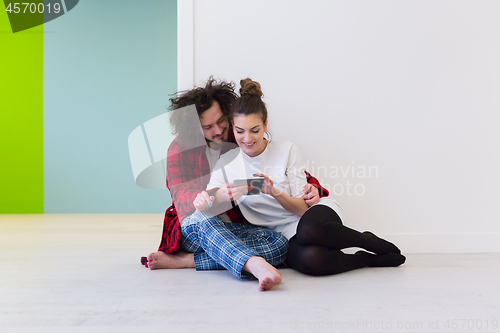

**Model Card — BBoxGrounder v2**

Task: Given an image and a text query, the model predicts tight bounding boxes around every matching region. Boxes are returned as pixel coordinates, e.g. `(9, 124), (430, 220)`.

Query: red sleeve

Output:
(166, 140), (209, 222)
(157, 205), (182, 254)
(305, 171), (329, 198)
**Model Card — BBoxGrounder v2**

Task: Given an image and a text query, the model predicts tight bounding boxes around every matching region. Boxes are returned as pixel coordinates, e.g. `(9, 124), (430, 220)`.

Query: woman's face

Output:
(232, 114), (268, 157)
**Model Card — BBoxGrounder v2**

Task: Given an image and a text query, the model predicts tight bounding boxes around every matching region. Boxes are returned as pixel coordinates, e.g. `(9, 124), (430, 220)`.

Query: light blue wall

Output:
(44, 0), (176, 213)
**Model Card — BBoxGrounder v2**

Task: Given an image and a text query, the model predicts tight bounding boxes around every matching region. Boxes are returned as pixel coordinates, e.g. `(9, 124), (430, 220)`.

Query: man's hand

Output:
(302, 183), (320, 206)
(215, 183), (252, 203)
(193, 191), (214, 212)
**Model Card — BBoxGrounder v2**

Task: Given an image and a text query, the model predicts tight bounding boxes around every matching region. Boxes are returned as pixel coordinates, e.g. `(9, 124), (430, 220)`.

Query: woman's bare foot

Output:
(243, 256), (282, 291)
(147, 251), (195, 270)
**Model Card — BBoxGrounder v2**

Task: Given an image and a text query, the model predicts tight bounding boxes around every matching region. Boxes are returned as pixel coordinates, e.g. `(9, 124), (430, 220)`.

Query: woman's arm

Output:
(272, 187), (309, 217)
(254, 173), (309, 217)
(198, 152), (251, 214)
(254, 142), (313, 217)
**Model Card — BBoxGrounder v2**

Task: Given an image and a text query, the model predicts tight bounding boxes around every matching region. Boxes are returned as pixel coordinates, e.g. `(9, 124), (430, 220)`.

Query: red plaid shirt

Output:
(156, 132), (329, 254)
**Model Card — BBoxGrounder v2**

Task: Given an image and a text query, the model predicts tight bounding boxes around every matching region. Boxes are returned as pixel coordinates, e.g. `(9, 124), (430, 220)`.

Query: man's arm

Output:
(166, 142), (207, 220)
(302, 171), (329, 205)
(305, 171), (329, 197)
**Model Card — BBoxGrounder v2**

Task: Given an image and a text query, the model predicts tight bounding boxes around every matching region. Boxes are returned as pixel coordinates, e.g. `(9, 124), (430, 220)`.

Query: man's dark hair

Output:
(169, 77), (237, 144)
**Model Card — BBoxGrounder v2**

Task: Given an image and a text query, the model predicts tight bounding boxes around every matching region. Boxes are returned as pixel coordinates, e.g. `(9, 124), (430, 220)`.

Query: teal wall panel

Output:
(44, 0), (177, 213)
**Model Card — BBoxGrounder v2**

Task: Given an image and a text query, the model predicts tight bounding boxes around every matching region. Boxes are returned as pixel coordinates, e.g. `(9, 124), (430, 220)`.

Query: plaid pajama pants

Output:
(181, 212), (289, 279)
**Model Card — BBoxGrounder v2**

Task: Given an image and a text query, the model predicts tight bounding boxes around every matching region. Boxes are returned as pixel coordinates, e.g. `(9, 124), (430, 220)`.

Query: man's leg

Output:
(148, 214), (225, 271)
(222, 222), (288, 267)
(147, 251), (196, 270)
(181, 212), (286, 290)
(180, 222), (226, 271)
(148, 219), (288, 271)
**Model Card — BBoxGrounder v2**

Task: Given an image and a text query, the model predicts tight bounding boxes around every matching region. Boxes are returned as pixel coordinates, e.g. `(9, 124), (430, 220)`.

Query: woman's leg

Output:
(296, 205), (401, 255)
(285, 236), (406, 276)
(286, 236), (366, 275)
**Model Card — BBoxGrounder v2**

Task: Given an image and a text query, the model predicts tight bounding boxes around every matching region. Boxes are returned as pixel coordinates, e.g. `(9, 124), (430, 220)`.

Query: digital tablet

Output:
(232, 177), (265, 195)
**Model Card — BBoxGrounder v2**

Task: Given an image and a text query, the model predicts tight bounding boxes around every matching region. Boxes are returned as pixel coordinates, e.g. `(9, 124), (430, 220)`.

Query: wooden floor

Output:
(1, 214), (499, 333)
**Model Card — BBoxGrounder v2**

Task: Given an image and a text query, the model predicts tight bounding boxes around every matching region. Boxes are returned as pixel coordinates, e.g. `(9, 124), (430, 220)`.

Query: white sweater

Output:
(207, 141), (308, 239)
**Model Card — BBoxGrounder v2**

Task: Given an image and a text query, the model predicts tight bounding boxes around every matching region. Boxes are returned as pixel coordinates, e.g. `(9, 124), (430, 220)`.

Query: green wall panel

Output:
(0, 8), (44, 213)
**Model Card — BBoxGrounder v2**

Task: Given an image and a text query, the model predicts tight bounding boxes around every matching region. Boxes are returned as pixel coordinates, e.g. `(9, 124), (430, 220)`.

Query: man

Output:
(144, 78), (328, 289)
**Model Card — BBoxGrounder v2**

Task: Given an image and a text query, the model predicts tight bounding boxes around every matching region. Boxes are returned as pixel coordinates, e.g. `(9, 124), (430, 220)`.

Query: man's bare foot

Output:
(243, 256), (282, 291)
(147, 251), (195, 270)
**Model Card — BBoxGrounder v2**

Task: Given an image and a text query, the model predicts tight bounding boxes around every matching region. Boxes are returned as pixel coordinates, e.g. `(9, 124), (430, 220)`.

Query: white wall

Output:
(188, 0), (500, 253)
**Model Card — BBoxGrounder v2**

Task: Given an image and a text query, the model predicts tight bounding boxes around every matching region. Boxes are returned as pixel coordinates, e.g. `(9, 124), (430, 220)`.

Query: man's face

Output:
(199, 101), (228, 143)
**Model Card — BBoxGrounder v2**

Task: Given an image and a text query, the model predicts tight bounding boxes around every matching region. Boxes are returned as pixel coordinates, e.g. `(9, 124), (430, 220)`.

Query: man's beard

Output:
(208, 128), (227, 143)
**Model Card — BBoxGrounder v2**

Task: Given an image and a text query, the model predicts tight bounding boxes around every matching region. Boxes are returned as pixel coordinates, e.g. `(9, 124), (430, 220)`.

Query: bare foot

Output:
(243, 256), (282, 291)
(147, 251), (195, 270)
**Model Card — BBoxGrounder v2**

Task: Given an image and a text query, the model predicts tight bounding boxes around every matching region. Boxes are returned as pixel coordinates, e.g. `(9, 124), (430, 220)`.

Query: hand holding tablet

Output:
(232, 177), (265, 195)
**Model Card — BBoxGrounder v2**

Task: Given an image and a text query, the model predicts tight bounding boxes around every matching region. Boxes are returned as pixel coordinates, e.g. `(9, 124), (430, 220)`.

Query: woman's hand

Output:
(193, 191), (214, 212)
(253, 173), (278, 197)
(215, 183), (252, 203)
(302, 183), (320, 206)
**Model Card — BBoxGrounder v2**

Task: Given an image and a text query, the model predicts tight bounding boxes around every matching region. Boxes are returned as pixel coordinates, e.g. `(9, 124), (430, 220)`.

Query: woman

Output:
(198, 79), (405, 276)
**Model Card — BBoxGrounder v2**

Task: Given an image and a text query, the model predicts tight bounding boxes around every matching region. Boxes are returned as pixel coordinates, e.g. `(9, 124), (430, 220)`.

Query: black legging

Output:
(285, 205), (405, 276)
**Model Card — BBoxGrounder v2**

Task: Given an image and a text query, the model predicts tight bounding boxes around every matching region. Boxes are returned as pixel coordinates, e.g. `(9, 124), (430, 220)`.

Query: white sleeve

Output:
(286, 143), (308, 198)
(206, 156), (227, 190)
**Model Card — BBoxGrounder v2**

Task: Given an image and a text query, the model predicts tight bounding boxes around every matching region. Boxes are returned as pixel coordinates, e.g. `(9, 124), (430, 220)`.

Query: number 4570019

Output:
(5, 2), (61, 14)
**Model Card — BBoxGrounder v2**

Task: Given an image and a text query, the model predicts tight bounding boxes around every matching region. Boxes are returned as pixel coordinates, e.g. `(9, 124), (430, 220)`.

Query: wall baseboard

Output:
(4, 213), (496, 253)
(375, 233), (500, 254)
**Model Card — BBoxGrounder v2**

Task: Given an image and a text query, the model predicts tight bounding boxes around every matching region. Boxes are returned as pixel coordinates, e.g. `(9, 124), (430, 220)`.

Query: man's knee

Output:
(190, 213), (227, 236)
(261, 232), (288, 265)
(275, 232), (289, 252)
(188, 212), (221, 226)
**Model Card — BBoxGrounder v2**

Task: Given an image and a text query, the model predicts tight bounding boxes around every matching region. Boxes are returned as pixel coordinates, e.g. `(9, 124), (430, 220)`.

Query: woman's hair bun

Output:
(239, 78), (263, 97)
